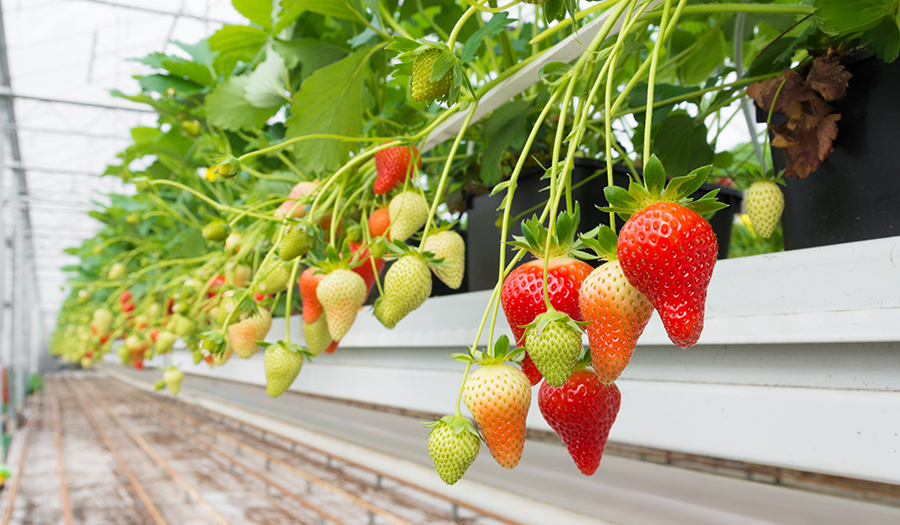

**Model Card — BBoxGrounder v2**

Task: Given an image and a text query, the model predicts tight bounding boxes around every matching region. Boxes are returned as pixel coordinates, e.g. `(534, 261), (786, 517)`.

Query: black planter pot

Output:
(758, 53), (900, 250)
(465, 158), (741, 292)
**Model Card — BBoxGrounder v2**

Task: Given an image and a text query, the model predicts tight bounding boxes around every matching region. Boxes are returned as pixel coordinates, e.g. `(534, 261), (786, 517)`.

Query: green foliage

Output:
(284, 46), (372, 172)
(652, 112), (715, 178)
(204, 76), (282, 130)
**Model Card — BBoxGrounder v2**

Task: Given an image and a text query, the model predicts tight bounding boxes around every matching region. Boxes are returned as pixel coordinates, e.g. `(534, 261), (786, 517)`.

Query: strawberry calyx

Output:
(207, 156), (242, 182)
(315, 242), (362, 273)
(385, 239), (446, 270)
(508, 205), (583, 261)
(575, 225), (619, 262)
(199, 330), (227, 356)
(523, 310), (587, 340)
(424, 414), (482, 442)
(452, 335), (522, 366)
(601, 155), (727, 219)
(259, 340), (312, 359)
(736, 166), (786, 185)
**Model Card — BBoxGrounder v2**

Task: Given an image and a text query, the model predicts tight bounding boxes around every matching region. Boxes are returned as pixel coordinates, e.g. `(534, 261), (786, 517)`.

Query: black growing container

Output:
(465, 158), (742, 292)
(758, 53), (900, 250)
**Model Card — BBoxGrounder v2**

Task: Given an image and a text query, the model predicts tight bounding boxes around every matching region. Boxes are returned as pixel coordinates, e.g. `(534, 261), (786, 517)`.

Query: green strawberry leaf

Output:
(245, 46), (290, 108)
(233, 0), (273, 29)
(539, 62), (572, 86)
(814, 0), (895, 35)
(204, 76), (281, 131)
(387, 36), (422, 53)
(861, 14), (900, 63)
(283, 0), (363, 23)
(543, 0), (565, 24)
(284, 47), (371, 172)
(461, 12), (514, 63)
(431, 50), (457, 81)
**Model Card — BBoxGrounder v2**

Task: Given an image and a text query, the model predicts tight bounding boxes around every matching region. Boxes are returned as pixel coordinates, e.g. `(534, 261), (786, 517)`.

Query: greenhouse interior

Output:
(0, 0), (898, 523)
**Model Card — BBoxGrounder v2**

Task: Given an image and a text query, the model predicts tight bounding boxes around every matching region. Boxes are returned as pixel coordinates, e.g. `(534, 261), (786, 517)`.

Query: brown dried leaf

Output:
(770, 112), (841, 179)
(806, 58), (852, 102)
(747, 68), (816, 116)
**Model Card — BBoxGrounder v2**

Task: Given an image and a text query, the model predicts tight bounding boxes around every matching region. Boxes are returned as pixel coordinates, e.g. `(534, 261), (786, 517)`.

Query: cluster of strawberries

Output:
(428, 156), (725, 483)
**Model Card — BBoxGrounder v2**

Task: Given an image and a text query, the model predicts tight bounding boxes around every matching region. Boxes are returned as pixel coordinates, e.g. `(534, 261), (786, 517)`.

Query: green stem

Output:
(643, 0), (672, 162)
(447, 5), (479, 50)
(285, 258), (301, 343)
(420, 102), (478, 248)
(148, 180), (277, 221)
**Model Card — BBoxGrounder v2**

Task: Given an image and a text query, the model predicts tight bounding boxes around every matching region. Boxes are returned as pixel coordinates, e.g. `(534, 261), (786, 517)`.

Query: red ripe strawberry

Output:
(120, 290), (132, 303)
(122, 301), (135, 313)
(618, 202), (716, 347)
(501, 257), (591, 385)
(348, 241), (385, 298)
(538, 368), (620, 476)
(520, 353), (543, 385)
(299, 267), (325, 324)
(374, 145), (421, 195)
(207, 275), (226, 298)
(255, 292), (271, 302)
(149, 328), (160, 343)
(324, 340), (339, 354)
(368, 208), (391, 239)
(602, 155), (725, 348)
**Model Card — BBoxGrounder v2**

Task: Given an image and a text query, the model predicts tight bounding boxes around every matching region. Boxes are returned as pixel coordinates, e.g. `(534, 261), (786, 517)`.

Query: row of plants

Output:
(50, 0), (897, 483)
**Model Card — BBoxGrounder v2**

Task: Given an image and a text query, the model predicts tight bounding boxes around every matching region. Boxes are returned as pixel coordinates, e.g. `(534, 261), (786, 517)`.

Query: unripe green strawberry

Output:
(745, 180), (784, 239)
(192, 348), (203, 364)
(412, 48), (452, 102)
(258, 259), (291, 294)
(91, 308), (113, 336)
(163, 368), (184, 395)
(302, 316), (333, 356)
(203, 220), (229, 242)
(167, 314), (196, 337)
(108, 262), (127, 280)
(463, 363), (531, 469)
(375, 254), (432, 329)
(154, 331), (178, 354)
(216, 292), (239, 327)
(279, 224), (311, 261)
(524, 311), (584, 387)
(118, 345), (129, 364)
(427, 415), (480, 485)
(225, 232), (242, 252)
(422, 230), (465, 289)
(229, 307), (273, 358)
(264, 343), (304, 397)
(213, 341), (233, 365)
(388, 191), (428, 242)
(316, 269), (366, 341)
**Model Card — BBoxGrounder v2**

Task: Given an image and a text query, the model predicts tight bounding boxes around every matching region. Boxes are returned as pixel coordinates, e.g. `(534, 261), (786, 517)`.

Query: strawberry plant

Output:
(53, 0), (892, 486)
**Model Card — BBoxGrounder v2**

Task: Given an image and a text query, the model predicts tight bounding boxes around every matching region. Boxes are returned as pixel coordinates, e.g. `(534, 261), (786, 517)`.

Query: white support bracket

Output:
(422, 0), (661, 152)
